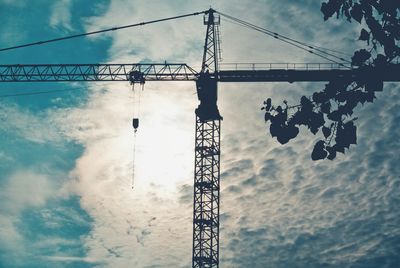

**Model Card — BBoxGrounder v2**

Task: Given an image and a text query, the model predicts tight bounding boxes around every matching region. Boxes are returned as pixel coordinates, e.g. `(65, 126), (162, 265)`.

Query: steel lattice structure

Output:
(192, 117), (221, 267)
(1, 63), (399, 83)
(192, 9), (222, 267)
(0, 63), (197, 82)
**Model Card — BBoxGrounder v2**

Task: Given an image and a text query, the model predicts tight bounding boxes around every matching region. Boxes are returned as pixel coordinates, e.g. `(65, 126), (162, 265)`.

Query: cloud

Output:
(82, 0), (209, 64)
(0, 170), (54, 264)
(49, 0), (74, 32)
(0, 216), (24, 253)
(40, 255), (99, 263)
(0, 171), (54, 213)
(0, 150), (13, 162)
(0, 102), (63, 144)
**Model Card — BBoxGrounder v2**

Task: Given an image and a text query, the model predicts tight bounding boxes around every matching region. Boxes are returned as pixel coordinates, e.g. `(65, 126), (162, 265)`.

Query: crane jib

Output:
(0, 64), (399, 82)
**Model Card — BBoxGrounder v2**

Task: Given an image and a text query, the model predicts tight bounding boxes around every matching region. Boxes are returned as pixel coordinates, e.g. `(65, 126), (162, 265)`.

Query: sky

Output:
(0, 0), (399, 267)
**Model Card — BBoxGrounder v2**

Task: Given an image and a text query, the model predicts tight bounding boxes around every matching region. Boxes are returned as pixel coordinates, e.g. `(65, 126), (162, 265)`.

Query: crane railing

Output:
(219, 62), (353, 71)
(218, 64), (400, 82)
(0, 63), (198, 82)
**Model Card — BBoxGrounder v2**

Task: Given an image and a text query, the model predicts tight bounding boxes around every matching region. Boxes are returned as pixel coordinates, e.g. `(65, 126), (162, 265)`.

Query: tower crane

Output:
(1, 8), (399, 268)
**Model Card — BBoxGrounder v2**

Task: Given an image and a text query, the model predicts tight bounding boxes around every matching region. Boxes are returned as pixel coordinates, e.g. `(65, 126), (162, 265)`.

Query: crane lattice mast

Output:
(192, 9), (222, 268)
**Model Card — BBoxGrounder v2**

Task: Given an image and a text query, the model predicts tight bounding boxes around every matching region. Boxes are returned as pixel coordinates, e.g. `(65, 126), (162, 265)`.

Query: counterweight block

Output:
(195, 73), (222, 122)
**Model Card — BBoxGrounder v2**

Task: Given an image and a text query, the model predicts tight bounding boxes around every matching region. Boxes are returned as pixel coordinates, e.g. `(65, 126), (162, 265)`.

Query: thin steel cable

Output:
(132, 131), (137, 189)
(131, 83), (143, 189)
(0, 10), (207, 52)
(131, 84), (137, 189)
(0, 88), (80, 98)
(219, 12), (352, 64)
(221, 15), (349, 63)
(219, 12), (351, 59)
(222, 17), (350, 67)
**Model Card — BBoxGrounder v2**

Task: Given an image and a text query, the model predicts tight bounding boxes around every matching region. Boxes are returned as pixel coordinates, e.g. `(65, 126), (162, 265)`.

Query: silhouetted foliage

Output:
(263, 0), (400, 160)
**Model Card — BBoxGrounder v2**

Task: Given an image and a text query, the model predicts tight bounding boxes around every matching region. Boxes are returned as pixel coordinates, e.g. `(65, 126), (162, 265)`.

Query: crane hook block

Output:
(132, 118), (139, 130)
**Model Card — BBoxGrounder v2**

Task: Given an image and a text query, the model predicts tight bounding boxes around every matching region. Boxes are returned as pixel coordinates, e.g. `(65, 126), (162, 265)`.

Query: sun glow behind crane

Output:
(130, 83), (196, 192)
(62, 81), (196, 194)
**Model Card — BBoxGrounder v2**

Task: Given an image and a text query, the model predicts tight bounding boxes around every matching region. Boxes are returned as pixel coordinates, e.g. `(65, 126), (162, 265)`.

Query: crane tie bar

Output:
(0, 10), (208, 52)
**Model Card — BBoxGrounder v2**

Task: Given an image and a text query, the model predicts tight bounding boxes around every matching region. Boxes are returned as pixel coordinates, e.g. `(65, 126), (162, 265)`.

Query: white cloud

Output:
(0, 170), (54, 213)
(49, 0), (73, 31)
(0, 103), (63, 144)
(0, 150), (13, 162)
(41, 255), (99, 263)
(82, 0), (209, 64)
(0, 170), (57, 261)
(0, 216), (24, 252)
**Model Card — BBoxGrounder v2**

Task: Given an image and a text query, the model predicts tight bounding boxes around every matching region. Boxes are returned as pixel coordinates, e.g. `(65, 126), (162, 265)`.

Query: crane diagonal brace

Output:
(0, 63), (198, 82)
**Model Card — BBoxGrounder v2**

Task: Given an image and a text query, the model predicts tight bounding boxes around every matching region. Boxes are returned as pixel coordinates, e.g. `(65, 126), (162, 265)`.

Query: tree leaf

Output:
(270, 122), (280, 138)
(308, 112), (325, 134)
(300, 96), (313, 112)
(313, 92), (329, 103)
(264, 112), (273, 122)
(276, 125), (299, 145)
(366, 16), (385, 44)
(335, 121), (357, 149)
(333, 143), (345, 154)
(326, 146), (337, 160)
(373, 54), (388, 67)
(312, 140), (328, 160)
(358, 29), (370, 42)
(321, 102), (331, 113)
(327, 110), (342, 121)
(351, 49), (371, 66)
(350, 3), (363, 23)
(321, 2), (338, 20)
(264, 98), (272, 111)
(322, 126), (331, 138)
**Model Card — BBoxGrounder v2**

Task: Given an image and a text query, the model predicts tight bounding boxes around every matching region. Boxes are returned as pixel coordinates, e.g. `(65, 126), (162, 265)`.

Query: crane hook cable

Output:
(131, 83), (137, 189)
(132, 130), (137, 189)
(218, 11), (352, 66)
(0, 10), (208, 53)
(131, 82), (143, 189)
